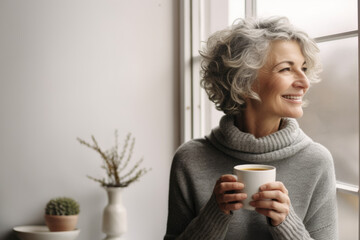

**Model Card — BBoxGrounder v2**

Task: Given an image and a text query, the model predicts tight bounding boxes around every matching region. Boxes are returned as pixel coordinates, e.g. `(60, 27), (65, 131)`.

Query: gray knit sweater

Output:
(165, 115), (338, 240)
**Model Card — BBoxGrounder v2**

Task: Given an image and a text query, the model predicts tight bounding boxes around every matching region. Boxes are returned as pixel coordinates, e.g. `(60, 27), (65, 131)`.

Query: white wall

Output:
(0, 0), (179, 239)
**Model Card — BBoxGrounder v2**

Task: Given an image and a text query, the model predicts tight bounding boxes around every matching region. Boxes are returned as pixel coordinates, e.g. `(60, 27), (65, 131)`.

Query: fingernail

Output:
(260, 185), (266, 191)
(252, 193), (259, 200)
(249, 201), (255, 206)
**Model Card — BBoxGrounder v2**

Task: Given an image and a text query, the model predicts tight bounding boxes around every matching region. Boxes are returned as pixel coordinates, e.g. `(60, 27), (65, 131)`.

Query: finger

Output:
(219, 192), (247, 203)
(250, 199), (289, 213)
(255, 208), (287, 226)
(219, 174), (238, 183)
(215, 182), (245, 195)
(260, 181), (288, 194)
(252, 190), (290, 204)
(215, 181), (245, 194)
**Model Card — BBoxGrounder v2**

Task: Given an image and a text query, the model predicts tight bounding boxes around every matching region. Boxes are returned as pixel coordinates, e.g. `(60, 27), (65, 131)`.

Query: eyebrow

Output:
(273, 61), (307, 68)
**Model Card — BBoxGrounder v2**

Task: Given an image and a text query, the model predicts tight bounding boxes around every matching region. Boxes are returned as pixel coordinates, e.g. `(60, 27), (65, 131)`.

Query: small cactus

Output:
(45, 197), (80, 216)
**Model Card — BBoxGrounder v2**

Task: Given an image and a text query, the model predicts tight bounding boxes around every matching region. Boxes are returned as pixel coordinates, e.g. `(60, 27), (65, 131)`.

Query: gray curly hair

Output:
(200, 16), (322, 115)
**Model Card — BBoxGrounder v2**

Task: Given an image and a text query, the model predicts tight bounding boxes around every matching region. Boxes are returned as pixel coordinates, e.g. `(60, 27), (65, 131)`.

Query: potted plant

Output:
(77, 130), (150, 240)
(44, 197), (80, 232)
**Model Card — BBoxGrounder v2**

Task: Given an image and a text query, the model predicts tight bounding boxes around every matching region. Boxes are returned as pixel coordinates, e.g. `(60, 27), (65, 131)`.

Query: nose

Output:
(293, 70), (310, 90)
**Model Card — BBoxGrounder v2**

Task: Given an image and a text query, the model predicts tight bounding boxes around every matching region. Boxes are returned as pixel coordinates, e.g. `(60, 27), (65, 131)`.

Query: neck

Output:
(235, 110), (282, 138)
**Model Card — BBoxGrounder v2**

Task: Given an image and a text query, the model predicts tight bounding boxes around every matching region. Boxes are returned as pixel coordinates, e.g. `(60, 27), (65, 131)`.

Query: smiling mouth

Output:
(282, 95), (302, 102)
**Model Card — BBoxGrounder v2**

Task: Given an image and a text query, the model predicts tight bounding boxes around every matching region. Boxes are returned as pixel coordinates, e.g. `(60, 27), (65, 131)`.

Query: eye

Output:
(302, 67), (308, 72)
(279, 67), (290, 72)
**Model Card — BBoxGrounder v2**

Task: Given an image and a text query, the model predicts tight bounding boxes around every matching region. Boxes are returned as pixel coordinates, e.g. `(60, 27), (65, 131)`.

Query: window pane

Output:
(205, 0), (231, 38)
(337, 191), (359, 240)
(228, 0), (245, 24)
(257, 0), (358, 38)
(298, 37), (359, 185)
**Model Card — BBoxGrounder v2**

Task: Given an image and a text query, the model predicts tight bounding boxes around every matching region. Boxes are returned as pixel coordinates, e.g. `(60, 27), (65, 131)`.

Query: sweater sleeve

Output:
(164, 150), (232, 240)
(269, 192), (337, 240)
(268, 205), (314, 240)
(269, 145), (338, 240)
(164, 194), (232, 240)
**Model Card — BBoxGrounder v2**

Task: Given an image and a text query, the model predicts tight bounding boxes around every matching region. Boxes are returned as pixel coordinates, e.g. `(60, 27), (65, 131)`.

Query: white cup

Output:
(233, 164), (276, 211)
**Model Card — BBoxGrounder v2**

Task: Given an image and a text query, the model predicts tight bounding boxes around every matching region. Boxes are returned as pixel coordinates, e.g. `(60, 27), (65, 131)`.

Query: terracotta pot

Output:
(44, 215), (78, 232)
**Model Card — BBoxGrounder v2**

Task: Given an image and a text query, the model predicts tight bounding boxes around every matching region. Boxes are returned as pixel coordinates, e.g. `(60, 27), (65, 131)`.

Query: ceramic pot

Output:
(44, 215), (78, 232)
(102, 187), (127, 240)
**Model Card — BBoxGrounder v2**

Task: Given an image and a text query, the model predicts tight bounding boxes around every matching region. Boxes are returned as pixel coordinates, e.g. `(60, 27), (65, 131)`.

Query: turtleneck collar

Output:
(206, 115), (312, 163)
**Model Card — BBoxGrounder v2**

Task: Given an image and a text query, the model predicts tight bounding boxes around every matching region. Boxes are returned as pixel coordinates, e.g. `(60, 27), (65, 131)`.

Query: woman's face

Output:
(249, 40), (309, 120)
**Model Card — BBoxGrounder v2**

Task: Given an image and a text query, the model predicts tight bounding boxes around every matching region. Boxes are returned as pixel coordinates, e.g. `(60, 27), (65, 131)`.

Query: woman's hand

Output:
(213, 174), (247, 215)
(249, 181), (290, 226)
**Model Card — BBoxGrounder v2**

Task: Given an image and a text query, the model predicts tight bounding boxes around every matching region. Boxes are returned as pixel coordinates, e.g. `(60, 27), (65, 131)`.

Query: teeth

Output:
(283, 95), (302, 100)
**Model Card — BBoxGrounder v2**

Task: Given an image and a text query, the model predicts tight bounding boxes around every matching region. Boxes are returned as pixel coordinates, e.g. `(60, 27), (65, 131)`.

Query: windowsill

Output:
(336, 181), (359, 195)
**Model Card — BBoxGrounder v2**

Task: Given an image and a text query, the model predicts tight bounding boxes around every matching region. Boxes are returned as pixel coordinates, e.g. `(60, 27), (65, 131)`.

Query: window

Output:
(180, 0), (359, 239)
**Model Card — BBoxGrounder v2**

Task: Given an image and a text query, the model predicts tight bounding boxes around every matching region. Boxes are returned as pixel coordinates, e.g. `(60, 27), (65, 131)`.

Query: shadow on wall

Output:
(3, 230), (19, 240)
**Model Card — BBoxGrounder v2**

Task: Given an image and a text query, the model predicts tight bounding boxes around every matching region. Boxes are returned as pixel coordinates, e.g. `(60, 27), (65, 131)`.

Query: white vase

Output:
(102, 187), (127, 240)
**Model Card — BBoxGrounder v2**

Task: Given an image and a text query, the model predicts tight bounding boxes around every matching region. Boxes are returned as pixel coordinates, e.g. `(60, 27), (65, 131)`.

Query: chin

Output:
(288, 111), (303, 119)
(283, 109), (304, 119)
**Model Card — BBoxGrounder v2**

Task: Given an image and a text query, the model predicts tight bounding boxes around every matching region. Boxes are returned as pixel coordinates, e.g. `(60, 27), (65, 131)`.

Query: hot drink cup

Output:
(233, 164), (276, 210)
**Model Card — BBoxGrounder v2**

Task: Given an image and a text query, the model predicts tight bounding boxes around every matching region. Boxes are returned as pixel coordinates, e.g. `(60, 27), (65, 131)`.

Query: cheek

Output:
(255, 73), (287, 101)
(262, 77), (288, 97)
(258, 82), (282, 100)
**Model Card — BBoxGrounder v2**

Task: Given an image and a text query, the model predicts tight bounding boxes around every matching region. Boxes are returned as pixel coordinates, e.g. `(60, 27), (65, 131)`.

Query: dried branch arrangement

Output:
(77, 131), (150, 188)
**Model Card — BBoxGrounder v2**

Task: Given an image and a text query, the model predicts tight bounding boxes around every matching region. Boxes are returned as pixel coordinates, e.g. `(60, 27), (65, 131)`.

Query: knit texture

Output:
(164, 115), (338, 240)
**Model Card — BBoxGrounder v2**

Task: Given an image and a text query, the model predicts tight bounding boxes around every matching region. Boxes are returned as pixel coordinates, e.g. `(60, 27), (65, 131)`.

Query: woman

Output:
(165, 17), (338, 239)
